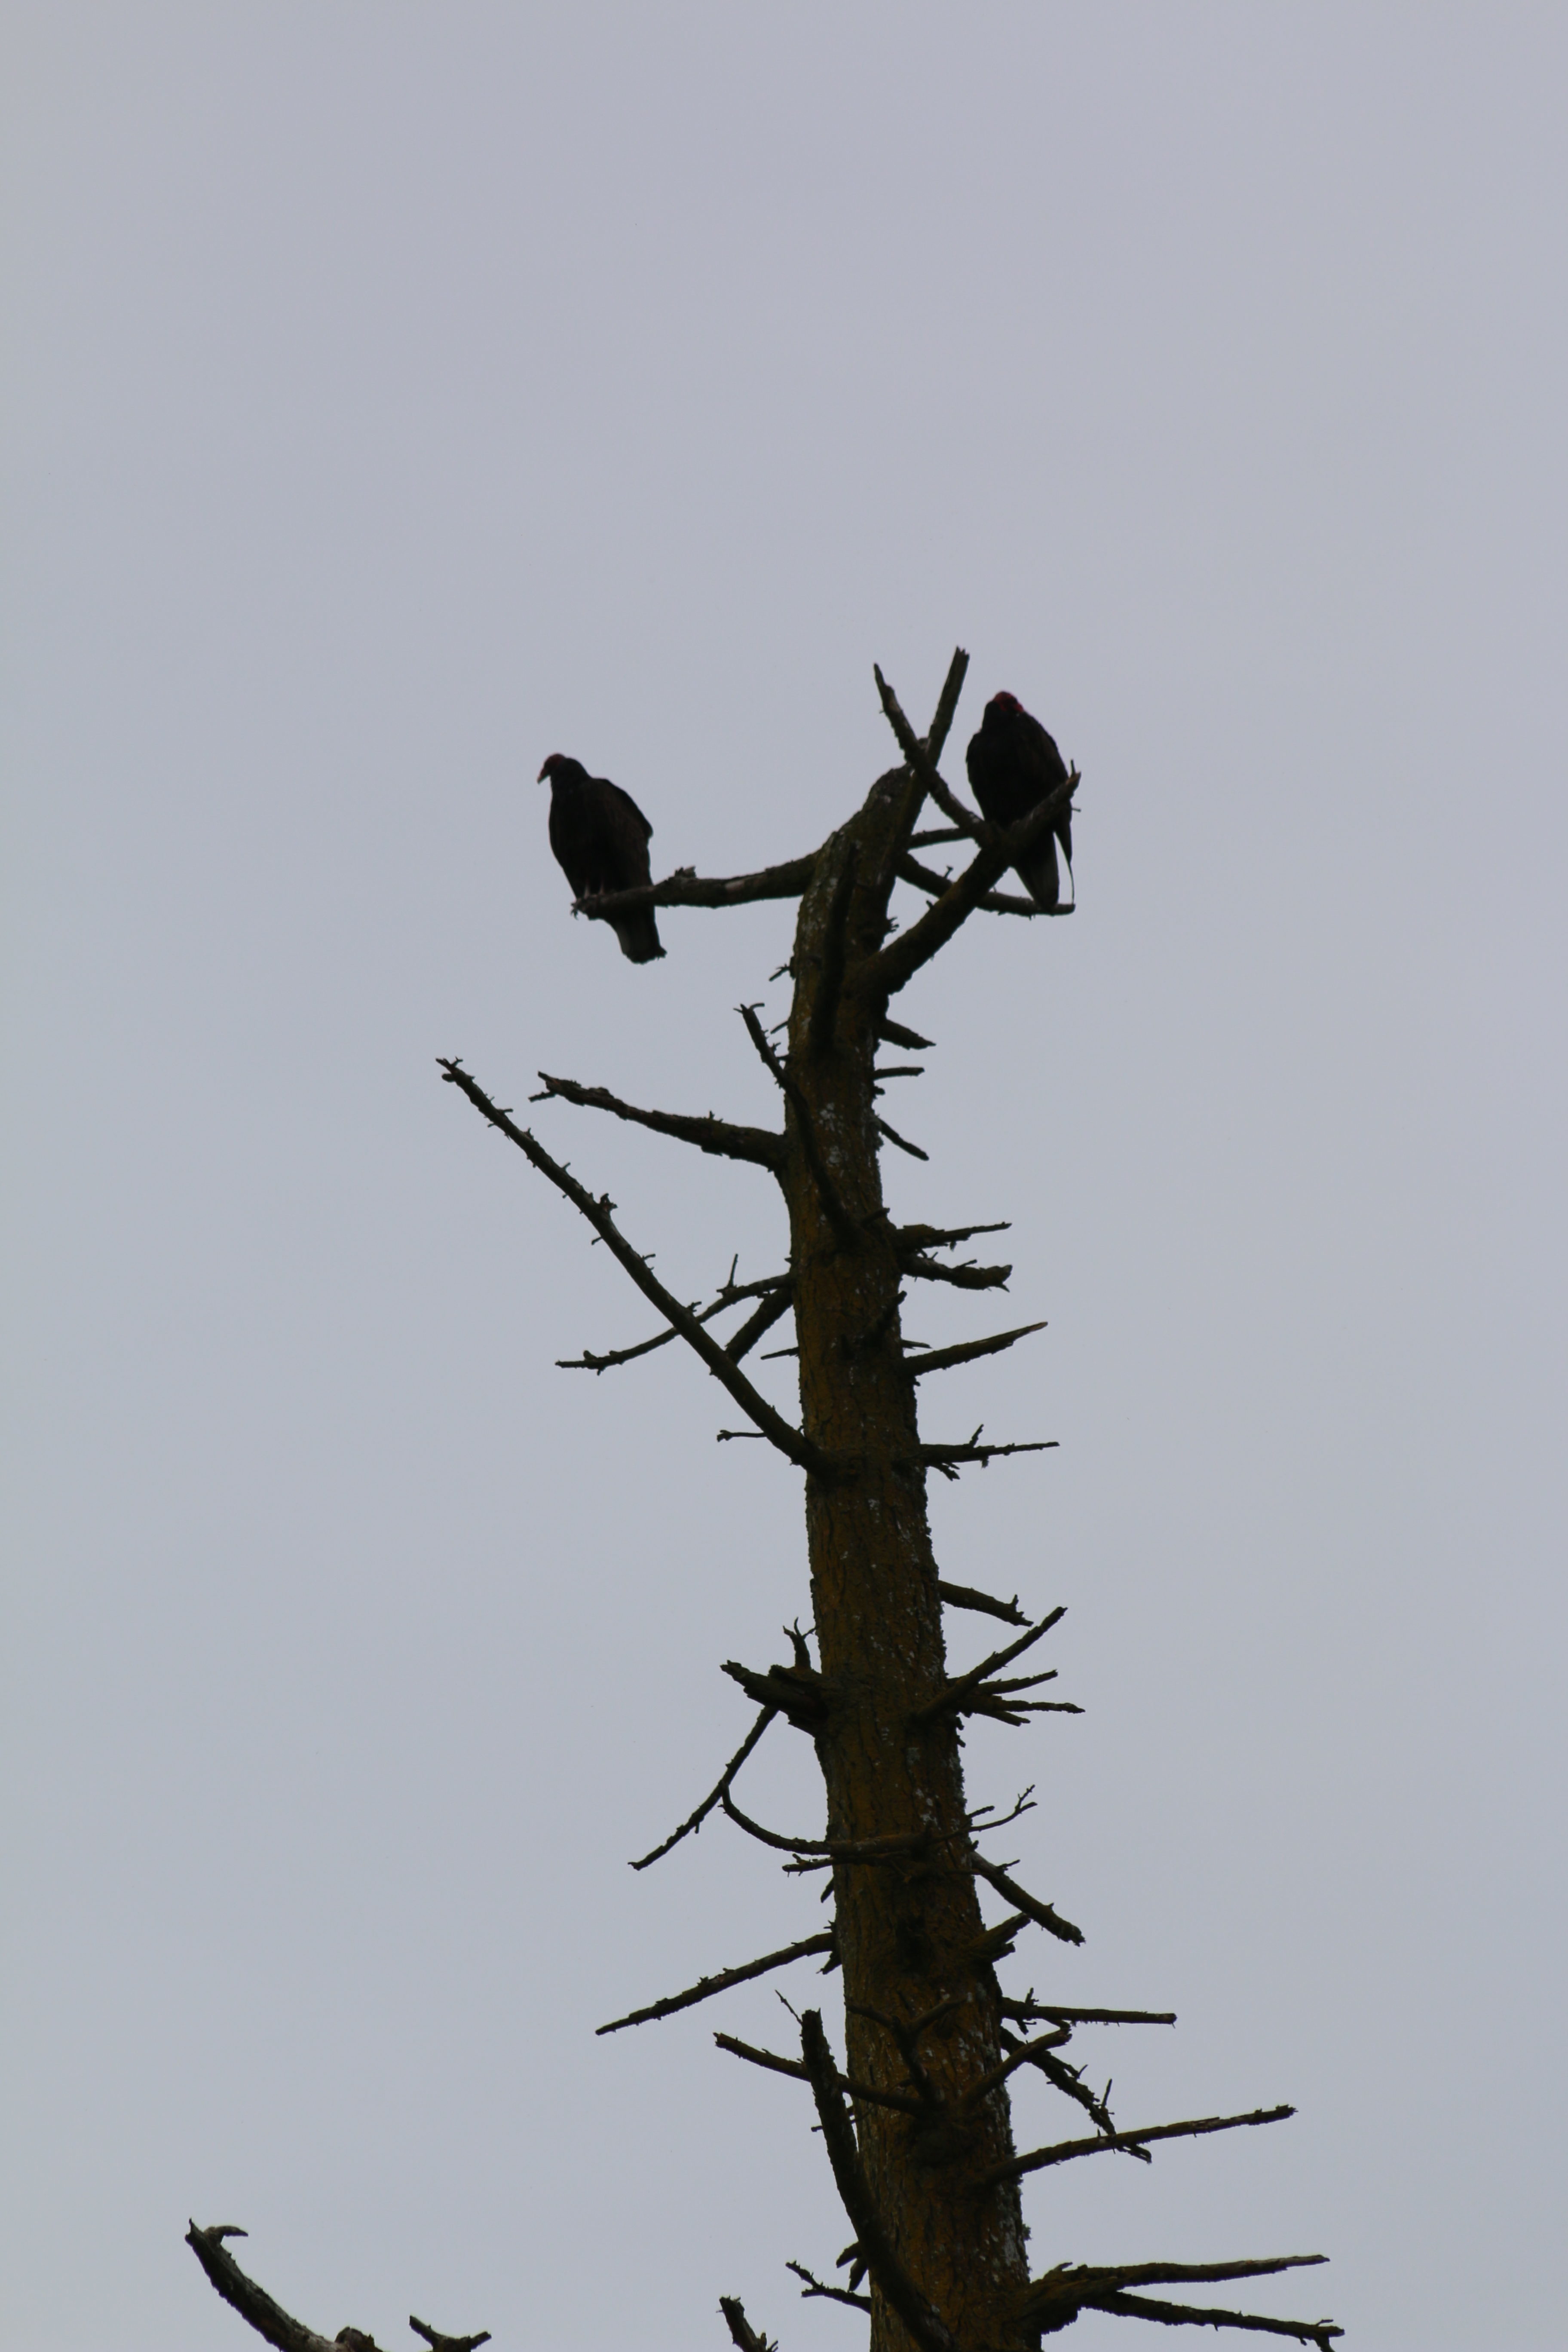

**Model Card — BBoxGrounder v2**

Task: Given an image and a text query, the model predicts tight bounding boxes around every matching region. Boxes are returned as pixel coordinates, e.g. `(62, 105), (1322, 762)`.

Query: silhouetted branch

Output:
(715, 2032), (926, 2116)
(438, 1060), (832, 1478)
(968, 1852), (1084, 1946)
(1001, 1997), (1177, 2029)
(878, 646), (972, 882)
(921, 1433), (1058, 1477)
(1091, 2290), (1339, 2345)
(722, 1656), (831, 1728)
(558, 1273), (788, 1373)
(533, 1072), (783, 1171)
(597, 1931), (835, 2034)
(897, 854), (1060, 918)
(915, 1608), (1065, 1723)
(719, 2295), (778, 2352)
(875, 1114), (928, 1160)
(935, 1579), (1029, 1626)
(184, 2227), (488, 2352)
(896, 1219), (1011, 1250)
(579, 853), (820, 922)
(410, 2321), (492, 2352)
(630, 1703), (778, 1869)
(878, 1017), (935, 1051)
(983, 2104), (1297, 2188)
(860, 741), (1079, 997)
(720, 1790), (931, 1863)
(906, 1321), (1047, 1378)
(900, 1251), (1013, 1292)
(785, 2262), (871, 2314)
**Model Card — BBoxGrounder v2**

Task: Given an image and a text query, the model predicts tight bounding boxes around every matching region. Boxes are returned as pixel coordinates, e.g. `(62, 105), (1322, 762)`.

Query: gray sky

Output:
(3, 6), (1565, 2348)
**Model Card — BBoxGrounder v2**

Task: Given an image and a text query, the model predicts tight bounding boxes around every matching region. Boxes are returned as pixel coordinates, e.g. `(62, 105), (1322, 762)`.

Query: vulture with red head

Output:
(965, 692), (1074, 911)
(537, 753), (665, 962)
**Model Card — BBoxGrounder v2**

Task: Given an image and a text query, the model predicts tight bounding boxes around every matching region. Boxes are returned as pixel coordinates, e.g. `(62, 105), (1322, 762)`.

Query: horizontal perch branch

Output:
(438, 1060), (833, 1478)
(983, 2103), (1297, 2188)
(921, 1434), (1058, 1477)
(935, 1579), (1029, 1626)
(534, 1072), (783, 1171)
(576, 852), (820, 922)
(1001, 1996), (1177, 2028)
(597, 1930), (835, 2034)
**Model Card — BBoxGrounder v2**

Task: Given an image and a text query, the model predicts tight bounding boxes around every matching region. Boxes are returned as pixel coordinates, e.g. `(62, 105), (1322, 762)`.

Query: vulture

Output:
(537, 753), (665, 962)
(965, 691), (1074, 911)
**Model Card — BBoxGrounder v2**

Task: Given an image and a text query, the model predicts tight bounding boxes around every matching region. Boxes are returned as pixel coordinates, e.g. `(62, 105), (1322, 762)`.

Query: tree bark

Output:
(784, 777), (1029, 2352)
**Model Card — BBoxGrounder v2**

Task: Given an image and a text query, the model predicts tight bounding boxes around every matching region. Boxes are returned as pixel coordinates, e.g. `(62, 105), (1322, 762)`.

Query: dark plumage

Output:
(537, 753), (665, 962)
(965, 692), (1073, 910)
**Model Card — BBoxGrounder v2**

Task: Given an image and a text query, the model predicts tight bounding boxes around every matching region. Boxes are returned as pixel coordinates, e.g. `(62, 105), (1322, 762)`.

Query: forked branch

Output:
(438, 1060), (832, 1478)
(630, 1702), (778, 1869)
(1023, 2256), (1338, 2348)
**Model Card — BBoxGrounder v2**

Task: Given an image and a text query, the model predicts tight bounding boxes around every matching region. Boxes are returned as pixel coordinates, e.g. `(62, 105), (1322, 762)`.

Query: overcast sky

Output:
(3, 7), (1565, 2349)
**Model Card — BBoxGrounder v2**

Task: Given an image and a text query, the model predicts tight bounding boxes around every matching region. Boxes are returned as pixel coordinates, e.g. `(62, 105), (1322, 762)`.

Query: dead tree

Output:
(188, 652), (1340, 2350)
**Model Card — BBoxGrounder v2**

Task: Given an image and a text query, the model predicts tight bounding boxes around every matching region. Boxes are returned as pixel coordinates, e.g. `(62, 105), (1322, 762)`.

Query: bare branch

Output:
(875, 1114), (929, 1161)
(860, 773), (1079, 1000)
(579, 852), (820, 922)
(981, 2104), (1297, 2188)
(896, 1220), (1011, 1250)
(715, 2032), (926, 2116)
(630, 1703), (778, 1870)
(799, 2012), (962, 2352)
(877, 1017), (935, 1050)
(900, 1251), (1013, 1292)
(1091, 2290), (1340, 2345)
(438, 1060), (833, 1478)
(921, 1436), (1058, 1476)
(916, 1608), (1066, 1720)
(724, 1285), (795, 1362)
(534, 1071), (782, 1172)
(720, 1790), (930, 1864)
(596, 1930), (834, 2034)
(877, 647), (971, 880)
(719, 2295), (778, 2352)
(186, 2226), (333, 2352)
(722, 1656), (831, 1729)
(968, 1852), (1083, 1945)
(906, 1321), (1046, 1378)
(897, 854), (1059, 918)
(935, 1580), (1029, 1626)
(558, 1274), (788, 1374)
(409, 2321), (492, 2352)
(1029, 2256), (1328, 2313)
(1001, 1997), (1177, 2029)
(785, 2262), (871, 2314)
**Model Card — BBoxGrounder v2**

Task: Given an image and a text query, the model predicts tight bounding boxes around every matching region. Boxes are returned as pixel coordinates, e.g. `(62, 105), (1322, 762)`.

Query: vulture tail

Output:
(1014, 839), (1061, 913)
(612, 908), (665, 963)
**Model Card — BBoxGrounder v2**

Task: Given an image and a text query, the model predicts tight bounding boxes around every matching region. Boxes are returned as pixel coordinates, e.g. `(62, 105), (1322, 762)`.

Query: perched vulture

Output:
(964, 692), (1074, 911)
(537, 753), (665, 962)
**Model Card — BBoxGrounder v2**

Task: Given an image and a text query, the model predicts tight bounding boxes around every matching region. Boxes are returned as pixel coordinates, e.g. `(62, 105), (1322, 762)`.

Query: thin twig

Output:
(799, 2012), (962, 2352)
(438, 1060), (832, 1478)
(784, 2262), (871, 2314)
(630, 1704), (778, 1869)
(720, 1790), (930, 1863)
(597, 1932), (834, 2034)
(534, 1072), (783, 1171)
(558, 1274), (787, 1374)
(1090, 2289), (1340, 2345)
